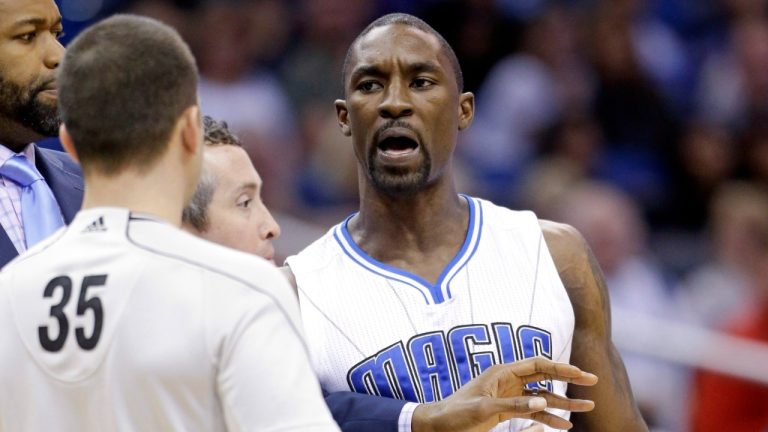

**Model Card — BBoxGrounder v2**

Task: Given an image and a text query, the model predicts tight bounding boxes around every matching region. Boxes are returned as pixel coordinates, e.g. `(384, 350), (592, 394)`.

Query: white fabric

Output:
(0, 207), (338, 432)
(287, 196), (575, 432)
(397, 402), (418, 432)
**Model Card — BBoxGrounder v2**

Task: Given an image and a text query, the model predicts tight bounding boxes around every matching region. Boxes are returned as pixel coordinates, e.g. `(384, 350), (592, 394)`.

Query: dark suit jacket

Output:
(324, 389), (408, 432)
(0, 146), (84, 268)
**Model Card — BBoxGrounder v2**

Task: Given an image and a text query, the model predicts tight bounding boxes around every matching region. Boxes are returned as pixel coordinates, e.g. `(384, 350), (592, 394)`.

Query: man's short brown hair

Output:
(182, 116), (243, 231)
(58, 14), (198, 175)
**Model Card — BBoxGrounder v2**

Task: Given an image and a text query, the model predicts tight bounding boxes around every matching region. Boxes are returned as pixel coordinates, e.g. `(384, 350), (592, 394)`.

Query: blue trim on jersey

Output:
(333, 229), (431, 304)
(334, 195), (483, 305)
(444, 198), (483, 299)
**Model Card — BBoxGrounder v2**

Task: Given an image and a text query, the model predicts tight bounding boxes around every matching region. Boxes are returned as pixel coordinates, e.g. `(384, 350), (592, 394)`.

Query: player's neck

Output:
(80, 163), (188, 227)
(352, 178), (468, 267)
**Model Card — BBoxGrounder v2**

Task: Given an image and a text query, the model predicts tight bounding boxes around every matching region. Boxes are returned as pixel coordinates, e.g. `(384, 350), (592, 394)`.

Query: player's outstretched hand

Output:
(411, 357), (598, 432)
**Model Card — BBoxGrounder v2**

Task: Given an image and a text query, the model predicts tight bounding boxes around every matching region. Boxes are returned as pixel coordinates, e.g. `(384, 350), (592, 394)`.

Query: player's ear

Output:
(335, 99), (352, 136)
(458, 92), (475, 131)
(179, 105), (202, 157)
(59, 124), (79, 163)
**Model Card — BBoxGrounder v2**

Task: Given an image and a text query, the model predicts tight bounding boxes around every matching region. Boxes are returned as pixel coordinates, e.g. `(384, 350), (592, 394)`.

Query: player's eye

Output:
(357, 80), (382, 93)
(53, 30), (66, 40)
(411, 78), (435, 89)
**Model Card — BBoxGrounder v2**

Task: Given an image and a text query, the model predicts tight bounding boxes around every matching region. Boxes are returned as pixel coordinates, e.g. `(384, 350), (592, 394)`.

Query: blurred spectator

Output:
(555, 181), (687, 432)
(677, 182), (764, 328)
(588, 0), (679, 212)
(519, 114), (603, 219)
(194, 1), (300, 211)
(741, 122), (768, 187)
(688, 182), (768, 431)
(420, 0), (520, 92)
(696, 17), (768, 130)
(462, 4), (592, 203)
(663, 121), (737, 231)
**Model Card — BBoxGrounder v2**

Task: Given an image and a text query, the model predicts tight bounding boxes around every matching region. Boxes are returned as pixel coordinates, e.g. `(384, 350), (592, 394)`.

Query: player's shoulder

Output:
(539, 219), (588, 261)
(538, 219), (603, 302)
(469, 195), (541, 232)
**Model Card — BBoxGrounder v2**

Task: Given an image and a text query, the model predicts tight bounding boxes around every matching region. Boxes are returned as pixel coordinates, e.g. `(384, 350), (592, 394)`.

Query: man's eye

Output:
(357, 81), (382, 93)
(18, 32), (36, 42)
(237, 198), (252, 209)
(412, 78), (434, 89)
(54, 30), (66, 40)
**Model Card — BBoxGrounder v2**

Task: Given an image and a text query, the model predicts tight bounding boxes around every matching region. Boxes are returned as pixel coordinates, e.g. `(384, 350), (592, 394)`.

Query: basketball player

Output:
(284, 13), (648, 431)
(182, 116), (598, 432)
(0, 15), (338, 431)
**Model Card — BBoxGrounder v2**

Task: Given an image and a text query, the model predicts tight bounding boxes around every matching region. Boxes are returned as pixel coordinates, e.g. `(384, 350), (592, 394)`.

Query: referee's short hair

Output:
(58, 14), (198, 175)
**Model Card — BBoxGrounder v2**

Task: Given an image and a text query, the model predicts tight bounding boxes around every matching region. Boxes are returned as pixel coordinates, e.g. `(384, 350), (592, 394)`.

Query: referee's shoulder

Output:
(135, 227), (283, 293)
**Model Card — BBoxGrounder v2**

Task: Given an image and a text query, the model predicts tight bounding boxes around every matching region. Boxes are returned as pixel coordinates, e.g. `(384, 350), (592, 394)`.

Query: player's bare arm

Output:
(541, 220), (648, 431)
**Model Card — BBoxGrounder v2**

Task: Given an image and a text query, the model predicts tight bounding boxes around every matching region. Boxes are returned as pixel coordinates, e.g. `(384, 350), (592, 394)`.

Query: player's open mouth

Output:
(377, 136), (419, 159)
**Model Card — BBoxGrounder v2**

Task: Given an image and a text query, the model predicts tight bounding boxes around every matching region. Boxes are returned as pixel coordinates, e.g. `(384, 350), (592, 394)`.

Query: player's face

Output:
(198, 145), (281, 263)
(0, 0), (64, 146)
(336, 24), (473, 195)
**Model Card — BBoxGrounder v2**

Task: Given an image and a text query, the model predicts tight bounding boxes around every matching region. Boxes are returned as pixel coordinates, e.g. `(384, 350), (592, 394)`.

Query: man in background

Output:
(0, 0), (82, 268)
(182, 115), (281, 263)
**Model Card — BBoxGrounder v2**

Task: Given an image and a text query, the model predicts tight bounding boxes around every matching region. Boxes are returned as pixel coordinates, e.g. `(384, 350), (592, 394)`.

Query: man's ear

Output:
(180, 105), (202, 156)
(59, 124), (79, 163)
(458, 92), (475, 131)
(335, 99), (352, 136)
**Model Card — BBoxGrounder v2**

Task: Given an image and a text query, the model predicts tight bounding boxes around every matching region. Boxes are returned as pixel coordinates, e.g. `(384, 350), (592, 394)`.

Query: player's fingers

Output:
(512, 357), (598, 386)
(521, 371), (598, 386)
(528, 410), (574, 430)
(485, 396), (548, 416)
(537, 390), (595, 412)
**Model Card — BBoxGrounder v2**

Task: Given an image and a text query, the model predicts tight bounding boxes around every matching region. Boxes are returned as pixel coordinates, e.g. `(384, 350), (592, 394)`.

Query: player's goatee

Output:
(0, 75), (60, 137)
(367, 149), (432, 196)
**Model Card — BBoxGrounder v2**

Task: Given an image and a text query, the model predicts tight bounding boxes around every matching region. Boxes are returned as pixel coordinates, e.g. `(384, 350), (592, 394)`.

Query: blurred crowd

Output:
(58, 0), (768, 430)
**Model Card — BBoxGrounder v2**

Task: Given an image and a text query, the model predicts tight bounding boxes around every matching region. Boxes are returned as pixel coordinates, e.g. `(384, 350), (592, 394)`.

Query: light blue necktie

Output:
(0, 154), (64, 248)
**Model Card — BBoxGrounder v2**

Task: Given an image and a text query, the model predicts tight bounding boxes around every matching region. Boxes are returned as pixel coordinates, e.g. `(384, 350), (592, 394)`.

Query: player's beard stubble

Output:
(0, 73), (60, 140)
(367, 122), (432, 197)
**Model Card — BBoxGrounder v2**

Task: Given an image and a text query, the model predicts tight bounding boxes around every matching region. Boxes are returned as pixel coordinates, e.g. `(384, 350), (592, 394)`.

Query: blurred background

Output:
(53, 0), (768, 430)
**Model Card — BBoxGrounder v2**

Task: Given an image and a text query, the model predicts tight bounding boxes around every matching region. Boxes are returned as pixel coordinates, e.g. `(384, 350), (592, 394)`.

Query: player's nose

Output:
(378, 79), (413, 119)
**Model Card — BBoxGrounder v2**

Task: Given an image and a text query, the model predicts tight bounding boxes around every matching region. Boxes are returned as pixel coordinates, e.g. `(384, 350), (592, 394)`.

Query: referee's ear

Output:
(59, 123), (80, 164)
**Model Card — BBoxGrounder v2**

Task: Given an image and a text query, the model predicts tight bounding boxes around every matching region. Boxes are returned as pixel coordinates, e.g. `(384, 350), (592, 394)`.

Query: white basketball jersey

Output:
(287, 196), (575, 432)
(0, 207), (338, 432)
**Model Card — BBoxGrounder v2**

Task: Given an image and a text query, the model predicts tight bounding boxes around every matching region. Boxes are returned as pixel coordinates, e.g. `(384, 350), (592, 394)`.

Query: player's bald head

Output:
(341, 13), (463, 94)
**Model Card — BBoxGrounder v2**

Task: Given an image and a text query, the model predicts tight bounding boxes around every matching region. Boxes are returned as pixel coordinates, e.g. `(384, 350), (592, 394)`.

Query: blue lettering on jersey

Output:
(409, 332), (454, 402)
(518, 325), (553, 391)
(347, 341), (419, 400)
(449, 325), (496, 386)
(346, 322), (554, 402)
